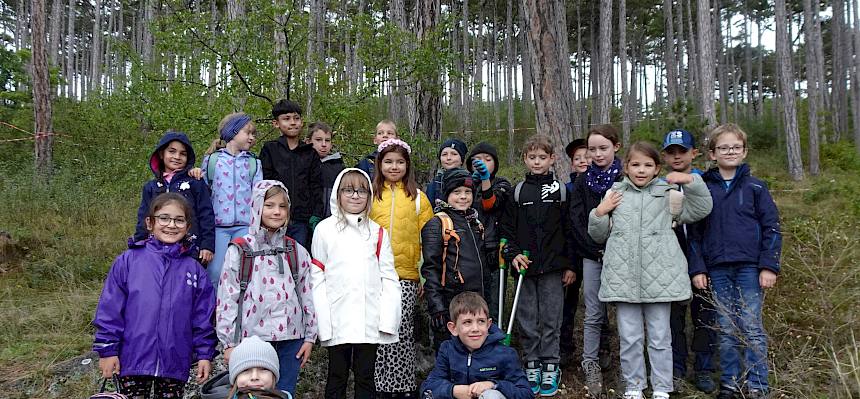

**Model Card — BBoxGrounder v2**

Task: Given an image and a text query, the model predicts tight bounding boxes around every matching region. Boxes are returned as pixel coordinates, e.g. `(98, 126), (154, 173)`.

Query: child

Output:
(95, 193), (216, 398)
(560, 138), (588, 363)
(216, 180), (317, 396)
(200, 335), (292, 399)
(421, 168), (486, 350)
(420, 292), (533, 399)
(588, 141), (712, 399)
(305, 121), (344, 219)
(568, 124), (624, 394)
(311, 168), (402, 399)
(661, 129), (718, 393)
(356, 119), (398, 180)
(368, 138), (434, 397)
(199, 113), (262, 285)
(500, 135), (575, 397)
(260, 99), (324, 248)
(466, 142), (512, 322)
(689, 124), (782, 399)
(426, 138), (468, 206)
(134, 131), (216, 266)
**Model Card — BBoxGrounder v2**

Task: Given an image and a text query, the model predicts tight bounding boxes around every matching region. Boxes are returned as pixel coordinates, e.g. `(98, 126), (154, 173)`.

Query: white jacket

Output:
(311, 168), (402, 347)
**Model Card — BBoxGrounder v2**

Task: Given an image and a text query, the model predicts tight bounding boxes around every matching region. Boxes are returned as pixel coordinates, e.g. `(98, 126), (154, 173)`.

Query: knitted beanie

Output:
(438, 138), (468, 161)
(441, 168), (474, 200)
(467, 141), (500, 178)
(229, 336), (280, 386)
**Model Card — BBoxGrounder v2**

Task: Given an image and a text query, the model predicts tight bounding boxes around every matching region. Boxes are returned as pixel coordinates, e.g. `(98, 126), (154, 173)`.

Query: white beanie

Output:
(229, 336), (280, 386)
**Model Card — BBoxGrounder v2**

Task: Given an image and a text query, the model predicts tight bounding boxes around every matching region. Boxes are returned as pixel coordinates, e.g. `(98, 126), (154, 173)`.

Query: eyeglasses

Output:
(154, 214), (188, 227)
(339, 188), (370, 198)
(714, 145), (745, 155)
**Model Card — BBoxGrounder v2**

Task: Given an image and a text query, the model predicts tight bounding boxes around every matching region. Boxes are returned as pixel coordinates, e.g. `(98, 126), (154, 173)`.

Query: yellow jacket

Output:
(370, 182), (434, 281)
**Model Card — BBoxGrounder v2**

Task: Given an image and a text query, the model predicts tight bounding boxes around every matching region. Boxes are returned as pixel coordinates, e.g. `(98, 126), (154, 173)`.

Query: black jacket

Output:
(568, 172), (622, 261)
(259, 136), (324, 222)
(472, 176), (511, 262)
(421, 206), (486, 316)
(320, 152), (345, 219)
(500, 173), (574, 277)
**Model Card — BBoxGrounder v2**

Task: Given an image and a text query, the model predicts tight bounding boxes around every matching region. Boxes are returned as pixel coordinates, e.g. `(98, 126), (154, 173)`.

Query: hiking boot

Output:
(693, 372), (716, 393)
(651, 391), (670, 399)
(539, 363), (561, 397)
(525, 360), (542, 395)
(581, 359), (603, 397)
(716, 387), (739, 399)
(598, 345), (612, 369)
(622, 391), (644, 399)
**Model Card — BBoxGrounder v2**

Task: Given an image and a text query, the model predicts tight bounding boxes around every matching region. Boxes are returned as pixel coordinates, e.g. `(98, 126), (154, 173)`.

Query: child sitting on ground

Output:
(420, 292), (533, 399)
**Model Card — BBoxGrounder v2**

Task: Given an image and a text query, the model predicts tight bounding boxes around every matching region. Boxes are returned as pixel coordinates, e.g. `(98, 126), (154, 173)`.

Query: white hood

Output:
(328, 168), (373, 222)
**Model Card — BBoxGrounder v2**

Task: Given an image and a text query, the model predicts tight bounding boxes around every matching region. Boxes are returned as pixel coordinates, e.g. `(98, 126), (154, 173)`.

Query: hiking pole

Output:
(503, 250), (528, 346)
(497, 238), (508, 331)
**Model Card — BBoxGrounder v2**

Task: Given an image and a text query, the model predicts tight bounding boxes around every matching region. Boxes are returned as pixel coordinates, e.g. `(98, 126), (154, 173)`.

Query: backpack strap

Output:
(247, 154), (258, 181)
(558, 179), (566, 202)
(376, 226), (384, 259)
(514, 182), (524, 204)
(435, 212), (463, 287)
(205, 152), (220, 188)
(229, 237), (255, 344)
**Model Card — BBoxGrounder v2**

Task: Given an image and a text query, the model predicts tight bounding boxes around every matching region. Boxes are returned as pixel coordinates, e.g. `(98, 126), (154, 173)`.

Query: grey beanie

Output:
(229, 336), (280, 386)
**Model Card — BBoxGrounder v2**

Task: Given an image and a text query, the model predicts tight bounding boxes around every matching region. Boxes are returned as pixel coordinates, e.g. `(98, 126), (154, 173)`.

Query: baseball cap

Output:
(662, 129), (695, 150)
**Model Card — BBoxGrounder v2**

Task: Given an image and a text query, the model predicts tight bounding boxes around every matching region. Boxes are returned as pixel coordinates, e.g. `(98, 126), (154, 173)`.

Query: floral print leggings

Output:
(118, 375), (185, 398)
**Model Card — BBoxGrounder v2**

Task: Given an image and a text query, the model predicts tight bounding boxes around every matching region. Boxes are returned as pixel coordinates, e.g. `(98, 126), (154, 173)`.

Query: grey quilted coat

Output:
(588, 174), (713, 303)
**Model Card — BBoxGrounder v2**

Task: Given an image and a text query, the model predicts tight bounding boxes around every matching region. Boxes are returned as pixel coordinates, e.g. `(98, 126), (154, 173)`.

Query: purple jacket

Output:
(93, 238), (217, 381)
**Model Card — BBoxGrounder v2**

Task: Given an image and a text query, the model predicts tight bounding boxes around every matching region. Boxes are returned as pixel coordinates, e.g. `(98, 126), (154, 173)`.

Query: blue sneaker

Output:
(539, 362), (560, 397)
(525, 361), (542, 395)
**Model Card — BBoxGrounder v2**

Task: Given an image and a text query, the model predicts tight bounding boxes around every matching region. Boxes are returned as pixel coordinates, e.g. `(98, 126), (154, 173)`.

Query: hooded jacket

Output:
(134, 132), (216, 252)
(466, 142), (512, 255)
(93, 237), (217, 381)
(319, 152), (345, 219)
(201, 148), (262, 227)
(588, 175), (712, 303)
(260, 137), (324, 223)
(369, 182), (434, 281)
(688, 164), (782, 275)
(310, 168), (401, 347)
(420, 324), (533, 399)
(216, 180), (318, 347)
(355, 150), (378, 181)
(421, 204), (486, 316)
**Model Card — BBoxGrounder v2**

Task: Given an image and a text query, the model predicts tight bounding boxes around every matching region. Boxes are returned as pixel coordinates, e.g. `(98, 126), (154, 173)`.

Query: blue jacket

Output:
(135, 132), (216, 253)
(425, 169), (445, 207)
(201, 148), (262, 227)
(689, 164), (782, 275)
(355, 150), (378, 181)
(93, 238), (217, 381)
(420, 325), (532, 399)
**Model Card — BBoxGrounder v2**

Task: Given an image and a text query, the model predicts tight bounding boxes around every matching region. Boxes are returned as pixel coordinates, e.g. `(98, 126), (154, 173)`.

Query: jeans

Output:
(287, 220), (309, 249)
(271, 338), (305, 395)
(616, 302), (673, 393)
(709, 264), (769, 391)
(210, 225), (249, 286)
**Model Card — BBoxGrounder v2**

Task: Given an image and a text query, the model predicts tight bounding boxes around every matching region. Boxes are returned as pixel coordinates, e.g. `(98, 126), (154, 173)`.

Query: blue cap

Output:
(662, 129), (695, 150)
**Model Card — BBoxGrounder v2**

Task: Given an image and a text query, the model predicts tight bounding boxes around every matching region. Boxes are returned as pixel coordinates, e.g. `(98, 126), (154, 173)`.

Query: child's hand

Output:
(692, 274), (708, 290)
(199, 249), (213, 265)
(665, 172), (694, 185)
(296, 342), (314, 368)
(759, 269), (778, 288)
(468, 381), (495, 396)
(223, 346), (234, 364)
(512, 254), (531, 272)
(98, 356), (120, 378)
(188, 167), (204, 180)
(196, 359), (211, 383)
(562, 270), (576, 286)
(472, 159), (491, 181)
(595, 190), (622, 217)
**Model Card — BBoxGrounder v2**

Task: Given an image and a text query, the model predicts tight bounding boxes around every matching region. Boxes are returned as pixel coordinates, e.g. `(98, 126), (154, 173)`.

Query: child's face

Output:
(272, 112), (303, 138)
(307, 129), (332, 158)
(235, 367), (276, 391)
(261, 192), (289, 231)
(572, 147), (589, 173)
(439, 148), (463, 170)
(626, 151), (660, 187)
(588, 134), (621, 169)
(374, 123), (397, 145)
(471, 153), (496, 175)
(146, 202), (189, 244)
(232, 123), (257, 152)
(523, 148), (555, 175)
(662, 145), (698, 173)
(446, 310), (491, 351)
(447, 186), (473, 211)
(380, 151), (407, 183)
(708, 133), (747, 170)
(338, 184), (370, 215)
(161, 141), (188, 173)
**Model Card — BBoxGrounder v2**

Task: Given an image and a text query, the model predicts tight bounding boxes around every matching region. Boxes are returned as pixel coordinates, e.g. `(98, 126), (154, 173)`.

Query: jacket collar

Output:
(449, 324), (506, 356)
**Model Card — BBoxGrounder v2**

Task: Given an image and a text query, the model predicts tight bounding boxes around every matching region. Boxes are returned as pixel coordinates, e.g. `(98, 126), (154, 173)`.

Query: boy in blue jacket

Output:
(689, 123), (781, 399)
(420, 292), (532, 399)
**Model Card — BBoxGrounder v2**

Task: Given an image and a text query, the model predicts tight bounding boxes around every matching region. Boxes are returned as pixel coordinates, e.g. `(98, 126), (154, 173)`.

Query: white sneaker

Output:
(652, 391), (670, 399)
(623, 391), (644, 399)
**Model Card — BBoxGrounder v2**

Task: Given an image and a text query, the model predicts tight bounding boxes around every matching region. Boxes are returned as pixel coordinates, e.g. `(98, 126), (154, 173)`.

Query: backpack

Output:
(434, 212), (483, 287)
(206, 151), (258, 188)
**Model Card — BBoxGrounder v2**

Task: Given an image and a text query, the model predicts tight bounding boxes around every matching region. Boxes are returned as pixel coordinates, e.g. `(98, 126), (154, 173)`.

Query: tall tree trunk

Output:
(88, 0), (102, 96)
(663, 0), (678, 108)
(274, 0), (289, 99)
(804, 0), (821, 175)
(48, 0), (62, 67)
(716, 0), (728, 123)
(576, 1), (589, 134)
(506, 0), (516, 163)
(853, 0), (860, 154)
(142, 0), (153, 63)
(755, 16), (764, 116)
(460, 0), (472, 132)
(414, 0), (442, 140)
(522, 0), (574, 175)
(519, 2), (533, 105)
(208, 0), (218, 91)
(620, 0), (631, 146)
(743, 8), (753, 117)
(696, 0), (717, 127)
(676, 0), (687, 102)
(596, 0), (612, 124)
(833, 0), (849, 140)
(774, 0), (804, 180)
(474, 3), (484, 105)
(32, 0), (53, 176)
(685, 0), (699, 104)
(65, 0), (76, 98)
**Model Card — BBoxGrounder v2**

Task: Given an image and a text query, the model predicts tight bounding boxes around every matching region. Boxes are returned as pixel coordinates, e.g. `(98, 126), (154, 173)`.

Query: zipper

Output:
(637, 189), (644, 300)
(232, 154), (238, 224)
(466, 353), (472, 381)
(467, 220), (485, 294)
(388, 185), (396, 233)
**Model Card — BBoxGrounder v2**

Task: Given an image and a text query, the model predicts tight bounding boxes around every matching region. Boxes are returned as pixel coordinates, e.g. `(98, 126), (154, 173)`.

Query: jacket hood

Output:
(249, 180), (291, 237)
(321, 152), (343, 163)
(328, 168), (373, 221)
(450, 323), (505, 354)
(149, 131), (196, 176)
(467, 142), (500, 179)
(703, 163), (750, 186)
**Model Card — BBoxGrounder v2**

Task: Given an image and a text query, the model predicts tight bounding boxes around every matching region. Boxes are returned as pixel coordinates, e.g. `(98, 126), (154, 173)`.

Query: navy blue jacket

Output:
(688, 164), (781, 275)
(425, 169), (445, 207)
(420, 324), (532, 399)
(356, 150), (377, 181)
(134, 132), (216, 254)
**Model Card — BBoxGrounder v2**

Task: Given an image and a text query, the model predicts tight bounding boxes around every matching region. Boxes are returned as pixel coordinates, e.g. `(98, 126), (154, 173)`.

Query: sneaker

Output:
(652, 391), (670, 399)
(539, 363), (561, 397)
(623, 391), (644, 399)
(694, 372), (716, 393)
(598, 345), (612, 369)
(525, 360), (542, 395)
(716, 387), (739, 399)
(745, 388), (769, 399)
(581, 359), (603, 397)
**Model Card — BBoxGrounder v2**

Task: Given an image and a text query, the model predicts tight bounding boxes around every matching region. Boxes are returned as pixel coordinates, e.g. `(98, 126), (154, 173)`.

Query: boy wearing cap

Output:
(661, 129), (717, 393)
(426, 138), (468, 206)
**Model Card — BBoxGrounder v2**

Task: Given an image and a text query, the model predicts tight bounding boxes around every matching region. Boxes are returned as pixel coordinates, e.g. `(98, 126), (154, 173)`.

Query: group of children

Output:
(92, 96), (782, 399)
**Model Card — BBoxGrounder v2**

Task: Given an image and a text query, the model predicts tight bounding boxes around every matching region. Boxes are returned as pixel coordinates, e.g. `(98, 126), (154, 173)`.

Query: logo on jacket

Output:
(179, 181), (191, 191)
(541, 181), (560, 199)
(186, 272), (198, 288)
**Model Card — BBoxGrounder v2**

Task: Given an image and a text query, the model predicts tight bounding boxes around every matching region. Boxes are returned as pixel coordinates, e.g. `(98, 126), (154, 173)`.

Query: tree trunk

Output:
(755, 17), (764, 116)
(414, 0), (442, 140)
(208, 0), (218, 91)
(519, 2), (532, 105)
(685, 0), (699, 104)
(65, 0), (76, 98)
(853, 0), (860, 154)
(676, 0), (687, 100)
(663, 0), (678, 108)
(474, 3), (484, 105)
(32, 0), (53, 177)
(274, 0), (289, 100)
(596, 0), (612, 124)
(506, 0), (516, 163)
(774, 0), (804, 180)
(833, 0), (849, 140)
(48, 0), (62, 67)
(522, 0), (574, 175)
(142, 0), (153, 63)
(716, 0), (728, 123)
(803, 0), (821, 175)
(743, 8), (753, 117)
(696, 0), (717, 127)
(620, 0), (630, 146)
